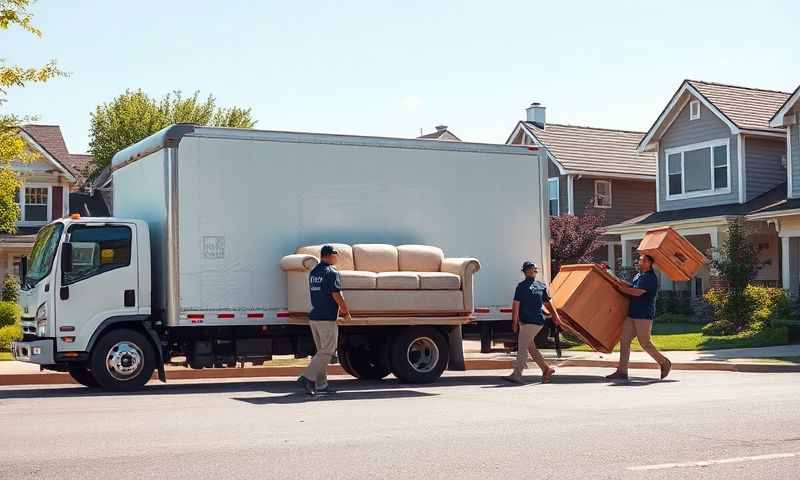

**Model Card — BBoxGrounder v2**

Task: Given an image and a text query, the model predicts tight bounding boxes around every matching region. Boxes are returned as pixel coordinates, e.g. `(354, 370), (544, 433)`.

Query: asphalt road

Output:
(2, 368), (799, 480)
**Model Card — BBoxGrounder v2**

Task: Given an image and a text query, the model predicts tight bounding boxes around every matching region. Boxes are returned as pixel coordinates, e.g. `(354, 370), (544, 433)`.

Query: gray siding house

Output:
(506, 103), (657, 270)
(607, 80), (792, 296)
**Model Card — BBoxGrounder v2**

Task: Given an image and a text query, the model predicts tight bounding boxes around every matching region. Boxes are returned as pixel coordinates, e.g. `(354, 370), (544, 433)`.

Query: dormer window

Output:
(689, 100), (700, 121)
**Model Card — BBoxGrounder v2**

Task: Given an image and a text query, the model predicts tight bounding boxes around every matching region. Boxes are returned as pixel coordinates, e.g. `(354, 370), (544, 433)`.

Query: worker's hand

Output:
(339, 305), (349, 315)
(552, 315), (563, 328)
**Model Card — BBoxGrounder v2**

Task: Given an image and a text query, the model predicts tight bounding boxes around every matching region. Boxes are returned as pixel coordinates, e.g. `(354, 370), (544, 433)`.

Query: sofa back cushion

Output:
(352, 244), (399, 272)
(296, 244), (354, 270)
(397, 245), (444, 272)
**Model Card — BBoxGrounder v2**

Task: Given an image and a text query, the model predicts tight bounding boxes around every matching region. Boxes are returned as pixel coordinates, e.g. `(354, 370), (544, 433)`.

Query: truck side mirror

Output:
(61, 243), (73, 274)
(20, 256), (27, 280)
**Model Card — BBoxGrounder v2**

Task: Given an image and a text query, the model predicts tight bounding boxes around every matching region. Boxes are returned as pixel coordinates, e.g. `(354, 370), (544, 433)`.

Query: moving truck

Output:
(11, 125), (549, 391)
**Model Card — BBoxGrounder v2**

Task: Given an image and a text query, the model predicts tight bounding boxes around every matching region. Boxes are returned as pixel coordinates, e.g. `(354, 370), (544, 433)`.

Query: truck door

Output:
(55, 223), (139, 352)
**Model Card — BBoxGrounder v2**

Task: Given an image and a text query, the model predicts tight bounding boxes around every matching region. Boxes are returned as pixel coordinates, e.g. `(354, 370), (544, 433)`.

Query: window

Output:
(664, 139), (730, 199)
(547, 178), (560, 216)
(63, 225), (132, 285)
(594, 180), (612, 208)
(689, 100), (700, 121)
(24, 187), (48, 222)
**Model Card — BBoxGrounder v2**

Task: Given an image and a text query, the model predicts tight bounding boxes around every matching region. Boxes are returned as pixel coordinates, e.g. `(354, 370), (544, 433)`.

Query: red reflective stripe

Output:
(217, 313), (234, 319)
(247, 313), (265, 319)
(276, 311), (290, 318)
(187, 314), (204, 319)
(474, 308), (490, 314)
(500, 308), (513, 313)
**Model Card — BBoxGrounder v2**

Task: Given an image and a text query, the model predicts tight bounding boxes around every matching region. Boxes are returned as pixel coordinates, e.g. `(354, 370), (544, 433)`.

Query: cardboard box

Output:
(549, 264), (644, 354)
(637, 226), (707, 281)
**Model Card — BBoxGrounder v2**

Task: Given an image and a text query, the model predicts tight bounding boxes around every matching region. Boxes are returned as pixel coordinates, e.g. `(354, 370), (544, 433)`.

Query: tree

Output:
(88, 90), (257, 179)
(549, 202), (606, 274)
(1, 0), (67, 233)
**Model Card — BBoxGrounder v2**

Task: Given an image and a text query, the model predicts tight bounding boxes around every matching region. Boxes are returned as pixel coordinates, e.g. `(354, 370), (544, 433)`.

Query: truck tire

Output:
(341, 342), (390, 380)
(67, 366), (100, 388)
(90, 328), (155, 392)
(389, 327), (448, 384)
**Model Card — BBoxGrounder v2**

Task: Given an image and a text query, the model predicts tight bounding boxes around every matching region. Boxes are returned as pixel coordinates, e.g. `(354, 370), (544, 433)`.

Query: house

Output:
(417, 125), (461, 141)
(0, 125), (97, 280)
(605, 80), (792, 296)
(505, 102), (657, 269)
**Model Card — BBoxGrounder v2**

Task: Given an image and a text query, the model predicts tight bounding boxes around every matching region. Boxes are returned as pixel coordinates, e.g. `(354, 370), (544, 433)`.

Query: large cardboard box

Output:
(548, 264), (644, 354)
(637, 227), (707, 281)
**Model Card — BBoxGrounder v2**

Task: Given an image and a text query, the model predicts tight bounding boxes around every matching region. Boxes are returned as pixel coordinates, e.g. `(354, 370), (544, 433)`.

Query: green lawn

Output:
(567, 322), (789, 352)
(0, 352), (12, 361)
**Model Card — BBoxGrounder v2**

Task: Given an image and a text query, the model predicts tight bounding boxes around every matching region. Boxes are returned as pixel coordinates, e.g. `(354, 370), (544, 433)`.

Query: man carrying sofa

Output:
(297, 245), (350, 396)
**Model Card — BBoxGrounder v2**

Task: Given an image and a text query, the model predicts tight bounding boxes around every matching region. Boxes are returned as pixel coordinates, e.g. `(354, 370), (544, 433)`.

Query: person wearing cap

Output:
(297, 245), (350, 395)
(607, 253), (672, 381)
(503, 261), (561, 385)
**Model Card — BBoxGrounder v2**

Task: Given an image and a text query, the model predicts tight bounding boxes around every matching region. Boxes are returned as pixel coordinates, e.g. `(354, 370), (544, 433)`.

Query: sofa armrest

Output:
(280, 254), (319, 272)
(441, 258), (481, 277)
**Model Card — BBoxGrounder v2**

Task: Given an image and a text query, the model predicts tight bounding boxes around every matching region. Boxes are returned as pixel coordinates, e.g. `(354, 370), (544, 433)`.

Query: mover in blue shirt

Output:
(606, 254), (672, 381)
(503, 261), (562, 385)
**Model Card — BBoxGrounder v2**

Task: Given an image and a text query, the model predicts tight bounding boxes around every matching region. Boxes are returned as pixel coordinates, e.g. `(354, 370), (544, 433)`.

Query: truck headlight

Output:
(35, 303), (47, 336)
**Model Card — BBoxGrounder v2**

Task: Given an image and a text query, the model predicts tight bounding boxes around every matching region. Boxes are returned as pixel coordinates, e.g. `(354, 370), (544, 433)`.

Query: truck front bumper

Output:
(11, 339), (55, 365)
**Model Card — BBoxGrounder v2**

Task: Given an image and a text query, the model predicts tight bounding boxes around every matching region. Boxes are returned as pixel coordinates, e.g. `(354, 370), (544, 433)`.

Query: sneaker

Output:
(605, 370), (628, 381)
(297, 376), (316, 395)
(316, 385), (337, 395)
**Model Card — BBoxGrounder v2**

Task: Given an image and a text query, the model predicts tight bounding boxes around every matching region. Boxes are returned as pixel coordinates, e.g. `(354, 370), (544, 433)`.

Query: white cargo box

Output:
(112, 125), (549, 327)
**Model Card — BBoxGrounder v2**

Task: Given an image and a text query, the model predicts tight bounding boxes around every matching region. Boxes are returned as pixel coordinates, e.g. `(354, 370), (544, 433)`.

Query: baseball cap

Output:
(320, 245), (339, 256)
(521, 261), (538, 272)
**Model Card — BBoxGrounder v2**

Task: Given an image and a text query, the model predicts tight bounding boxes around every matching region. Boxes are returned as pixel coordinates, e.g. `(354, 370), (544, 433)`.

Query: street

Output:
(2, 368), (799, 479)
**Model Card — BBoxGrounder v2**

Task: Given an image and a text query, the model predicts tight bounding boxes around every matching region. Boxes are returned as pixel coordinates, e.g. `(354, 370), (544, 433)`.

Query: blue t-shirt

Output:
(308, 262), (342, 321)
(628, 269), (658, 320)
(514, 278), (550, 325)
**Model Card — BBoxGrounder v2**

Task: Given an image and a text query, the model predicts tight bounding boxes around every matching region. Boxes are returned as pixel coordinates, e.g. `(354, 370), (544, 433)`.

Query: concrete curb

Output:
(2, 358), (799, 387)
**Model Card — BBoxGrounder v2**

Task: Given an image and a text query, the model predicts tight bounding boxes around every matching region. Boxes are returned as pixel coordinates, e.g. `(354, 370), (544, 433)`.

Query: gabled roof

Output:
(19, 124), (79, 181)
(513, 121), (656, 179)
(65, 153), (94, 185)
(769, 83), (800, 128)
(639, 80), (791, 151)
(417, 125), (461, 142)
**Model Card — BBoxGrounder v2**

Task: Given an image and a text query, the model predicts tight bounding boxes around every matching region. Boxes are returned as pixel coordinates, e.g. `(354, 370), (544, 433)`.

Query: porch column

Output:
(607, 243), (615, 270)
(782, 236), (791, 292)
(621, 239), (634, 267)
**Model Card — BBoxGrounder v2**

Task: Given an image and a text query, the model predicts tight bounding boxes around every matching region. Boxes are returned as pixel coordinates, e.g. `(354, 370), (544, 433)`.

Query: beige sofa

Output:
(280, 244), (480, 316)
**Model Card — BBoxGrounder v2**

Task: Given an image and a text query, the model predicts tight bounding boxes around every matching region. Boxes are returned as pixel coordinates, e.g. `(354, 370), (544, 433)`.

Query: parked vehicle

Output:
(11, 125), (549, 390)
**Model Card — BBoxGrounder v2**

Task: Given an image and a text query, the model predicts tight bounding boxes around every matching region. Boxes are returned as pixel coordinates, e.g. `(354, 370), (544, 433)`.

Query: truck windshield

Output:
(23, 222), (64, 289)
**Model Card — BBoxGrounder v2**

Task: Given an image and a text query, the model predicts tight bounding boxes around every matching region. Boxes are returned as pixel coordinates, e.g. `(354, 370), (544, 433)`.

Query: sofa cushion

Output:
(339, 271), (377, 289)
(297, 244), (354, 270)
(353, 244), (399, 272)
(345, 290), (466, 314)
(418, 272), (461, 290)
(397, 245), (444, 272)
(376, 272), (419, 289)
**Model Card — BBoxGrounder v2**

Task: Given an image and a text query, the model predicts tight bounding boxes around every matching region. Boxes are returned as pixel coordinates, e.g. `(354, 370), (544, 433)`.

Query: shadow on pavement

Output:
(607, 378), (679, 387)
(234, 389), (436, 405)
(481, 374), (608, 388)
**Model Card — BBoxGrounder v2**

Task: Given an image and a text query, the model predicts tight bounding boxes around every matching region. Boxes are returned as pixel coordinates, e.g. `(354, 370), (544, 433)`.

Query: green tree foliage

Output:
(88, 90), (256, 179)
(2, 272), (18, 302)
(1, 0), (67, 233)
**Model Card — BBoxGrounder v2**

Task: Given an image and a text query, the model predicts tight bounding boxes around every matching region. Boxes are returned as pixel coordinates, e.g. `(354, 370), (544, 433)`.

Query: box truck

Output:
(11, 125), (549, 391)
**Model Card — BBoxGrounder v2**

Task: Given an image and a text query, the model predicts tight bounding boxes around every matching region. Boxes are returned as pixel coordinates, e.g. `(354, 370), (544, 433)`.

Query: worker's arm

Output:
(332, 291), (349, 315)
(544, 300), (562, 327)
(512, 300), (520, 333)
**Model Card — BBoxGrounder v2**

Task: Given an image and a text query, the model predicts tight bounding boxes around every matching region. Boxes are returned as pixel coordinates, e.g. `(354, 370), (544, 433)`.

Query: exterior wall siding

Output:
(792, 123), (800, 198)
(658, 99), (739, 211)
(745, 137), (787, 201)
(573, 178), (656, 225)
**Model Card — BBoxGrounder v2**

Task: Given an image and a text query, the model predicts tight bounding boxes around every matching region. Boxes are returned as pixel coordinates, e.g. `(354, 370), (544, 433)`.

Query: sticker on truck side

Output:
(202, 236), (225, 259)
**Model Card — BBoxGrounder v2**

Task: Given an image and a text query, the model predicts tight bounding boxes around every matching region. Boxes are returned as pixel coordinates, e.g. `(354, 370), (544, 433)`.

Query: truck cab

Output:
(12, 215), (159, 390)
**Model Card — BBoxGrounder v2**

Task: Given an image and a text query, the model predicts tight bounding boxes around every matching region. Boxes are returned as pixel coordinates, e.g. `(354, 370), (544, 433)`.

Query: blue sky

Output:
(6, 0), (800, 153)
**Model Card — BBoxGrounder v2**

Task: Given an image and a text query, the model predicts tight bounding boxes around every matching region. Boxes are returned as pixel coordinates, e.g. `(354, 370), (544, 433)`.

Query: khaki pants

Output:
(512, 323), (549, 377)
(302, 320), (339, 389)
(618, 317), (668, 371)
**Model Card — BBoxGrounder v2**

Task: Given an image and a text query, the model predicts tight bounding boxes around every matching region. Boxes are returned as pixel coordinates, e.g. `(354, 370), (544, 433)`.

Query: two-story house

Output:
(0, 125), (89, 279)
(506, 103), (657, 270)
(606, 80), (791, 296)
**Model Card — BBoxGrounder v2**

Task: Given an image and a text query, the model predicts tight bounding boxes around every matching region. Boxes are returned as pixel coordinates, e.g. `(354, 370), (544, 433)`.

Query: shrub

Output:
(0, 323), (21, 351)
(703, 285), (788, 335)
(0, 301), (20, 328)
(709, 221), (760, 331)
(655, 312), (691, 323)
(2, 274), (19, 303)
(656, 291), (693, 316)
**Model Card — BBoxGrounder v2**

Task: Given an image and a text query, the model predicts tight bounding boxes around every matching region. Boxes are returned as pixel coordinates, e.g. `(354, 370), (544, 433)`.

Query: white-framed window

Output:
(547, 177), (560, 216)
(16, 183), (55, 225)
(689, 100), (700, 121)
(665, 138), (730, 200)
(594, 180), (612, 208)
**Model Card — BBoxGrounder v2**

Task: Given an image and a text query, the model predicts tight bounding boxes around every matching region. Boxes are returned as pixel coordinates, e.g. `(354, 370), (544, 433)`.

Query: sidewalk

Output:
(2, 343), (799, 386)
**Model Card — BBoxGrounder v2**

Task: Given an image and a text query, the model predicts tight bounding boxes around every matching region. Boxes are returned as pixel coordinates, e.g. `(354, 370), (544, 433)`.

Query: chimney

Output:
(526, 102), (546, 128)
(435, 125), (448, 133)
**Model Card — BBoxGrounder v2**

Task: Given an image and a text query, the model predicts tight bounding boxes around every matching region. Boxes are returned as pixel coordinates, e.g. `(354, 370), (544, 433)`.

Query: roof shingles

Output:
(687, 80), (791, 132)
(21, 125), (92, 185)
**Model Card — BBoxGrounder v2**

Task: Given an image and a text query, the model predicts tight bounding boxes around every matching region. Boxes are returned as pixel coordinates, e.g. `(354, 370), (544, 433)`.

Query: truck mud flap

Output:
(447, 325), (465, 371)
(143, 323), (166, 383)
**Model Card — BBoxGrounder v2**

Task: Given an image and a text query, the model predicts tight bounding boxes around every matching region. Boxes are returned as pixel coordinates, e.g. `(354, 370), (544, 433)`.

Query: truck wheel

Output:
(389, 328), (448, 383)
(341, 342), (390, 380)
(90, 328), (155, 392)
(67, 366), (100, 388)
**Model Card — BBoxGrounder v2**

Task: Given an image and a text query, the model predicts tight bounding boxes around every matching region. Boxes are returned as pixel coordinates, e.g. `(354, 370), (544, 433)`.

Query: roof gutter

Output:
(746, 208), (800, 221)
(605, 215), (738, 236)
